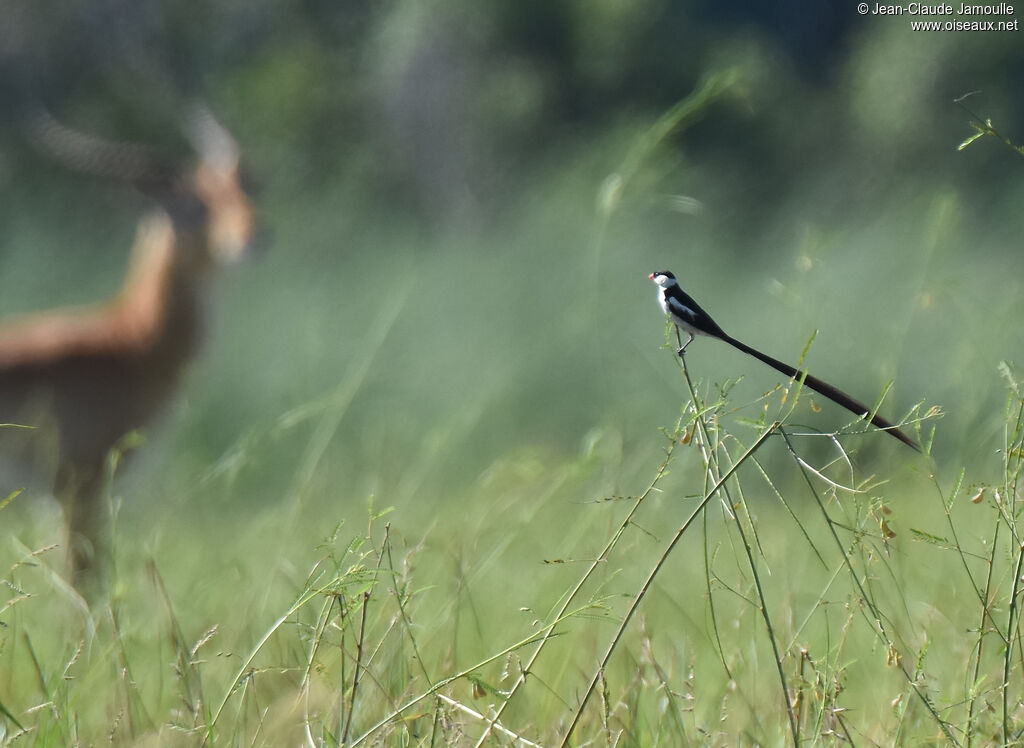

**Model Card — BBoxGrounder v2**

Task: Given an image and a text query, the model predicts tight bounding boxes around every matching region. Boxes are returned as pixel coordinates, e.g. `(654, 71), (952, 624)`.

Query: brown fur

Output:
(0, 117), (257, 583)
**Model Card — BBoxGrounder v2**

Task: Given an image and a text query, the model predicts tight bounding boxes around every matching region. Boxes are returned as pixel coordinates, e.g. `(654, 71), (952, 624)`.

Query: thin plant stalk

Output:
(780, 429), (957, 744)
(471, 419), (685, 746)
(558, 422), (779, 746)
(678, 360), (799, 745)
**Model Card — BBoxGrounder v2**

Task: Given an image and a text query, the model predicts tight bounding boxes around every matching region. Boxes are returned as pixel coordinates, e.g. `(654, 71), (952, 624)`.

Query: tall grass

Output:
(12, 350), (1024, 744)
(3, 86), (1024, 746)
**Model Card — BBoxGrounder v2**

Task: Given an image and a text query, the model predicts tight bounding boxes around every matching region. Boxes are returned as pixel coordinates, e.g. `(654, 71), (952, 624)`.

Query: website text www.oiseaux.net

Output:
(857, 3), (1020, 30)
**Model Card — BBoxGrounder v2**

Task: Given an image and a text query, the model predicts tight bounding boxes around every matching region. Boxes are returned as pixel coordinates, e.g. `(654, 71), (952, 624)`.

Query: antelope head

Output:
(182, 104), (260, 268)
(25, 102), (262, 272)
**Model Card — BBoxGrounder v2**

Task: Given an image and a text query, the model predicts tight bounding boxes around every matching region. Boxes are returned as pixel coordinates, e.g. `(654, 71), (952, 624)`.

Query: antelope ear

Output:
(182, 101), (240, 173)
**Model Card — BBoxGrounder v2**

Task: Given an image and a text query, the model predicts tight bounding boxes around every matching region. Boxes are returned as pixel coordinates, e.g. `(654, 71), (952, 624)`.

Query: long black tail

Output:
(721, 335), (920, 451)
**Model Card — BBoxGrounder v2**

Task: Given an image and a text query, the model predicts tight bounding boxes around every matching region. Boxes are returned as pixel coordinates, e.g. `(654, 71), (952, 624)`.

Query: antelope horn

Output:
(23, 106), (174, 185)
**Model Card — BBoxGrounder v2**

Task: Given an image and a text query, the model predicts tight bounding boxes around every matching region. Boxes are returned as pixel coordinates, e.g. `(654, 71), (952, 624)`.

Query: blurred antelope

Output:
(0, 105), (260, 583)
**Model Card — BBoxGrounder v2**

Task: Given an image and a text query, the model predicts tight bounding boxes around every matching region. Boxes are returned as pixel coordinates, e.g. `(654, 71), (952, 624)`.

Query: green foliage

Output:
(956, 94), (1024, 160)
(2, 3), (1024, 745)
(5, 353), (1024, 744)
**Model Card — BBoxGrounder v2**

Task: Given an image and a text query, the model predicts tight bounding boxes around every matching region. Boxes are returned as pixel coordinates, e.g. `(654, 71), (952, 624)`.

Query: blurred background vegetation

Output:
(1, 0), (1023, 741)
(2, 0), (1021, 488)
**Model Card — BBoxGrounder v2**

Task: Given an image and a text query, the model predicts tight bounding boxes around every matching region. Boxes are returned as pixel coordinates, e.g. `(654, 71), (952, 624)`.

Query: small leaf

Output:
(909, 528), (949, 545)
(0, 488), (22, 512)
(958, 131), (985, 151)
(886, 645), (902, 668)
(880, 519), (896, 539)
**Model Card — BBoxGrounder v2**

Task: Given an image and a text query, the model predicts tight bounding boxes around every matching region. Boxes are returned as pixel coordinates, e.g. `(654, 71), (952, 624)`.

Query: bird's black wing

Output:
(665, 288), (729, 339)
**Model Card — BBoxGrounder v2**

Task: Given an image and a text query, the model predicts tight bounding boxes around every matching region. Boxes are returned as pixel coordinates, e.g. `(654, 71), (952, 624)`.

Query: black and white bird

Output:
(649, 270), (919, 450)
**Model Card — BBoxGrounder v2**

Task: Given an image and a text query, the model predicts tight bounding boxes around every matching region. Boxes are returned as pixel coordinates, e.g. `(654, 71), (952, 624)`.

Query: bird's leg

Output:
(675, 330), (694, 358)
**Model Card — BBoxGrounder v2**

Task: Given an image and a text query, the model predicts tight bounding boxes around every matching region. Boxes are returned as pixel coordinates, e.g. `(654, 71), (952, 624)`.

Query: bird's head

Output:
(648, 271), (677, 288)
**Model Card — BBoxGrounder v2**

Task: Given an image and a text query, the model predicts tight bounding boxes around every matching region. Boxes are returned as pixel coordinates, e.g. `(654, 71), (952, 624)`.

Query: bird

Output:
(648, 270), (919, 450)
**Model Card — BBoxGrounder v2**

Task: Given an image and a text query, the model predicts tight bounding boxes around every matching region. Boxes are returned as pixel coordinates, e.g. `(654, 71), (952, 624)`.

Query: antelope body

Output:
(0, 108), (258, 581)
